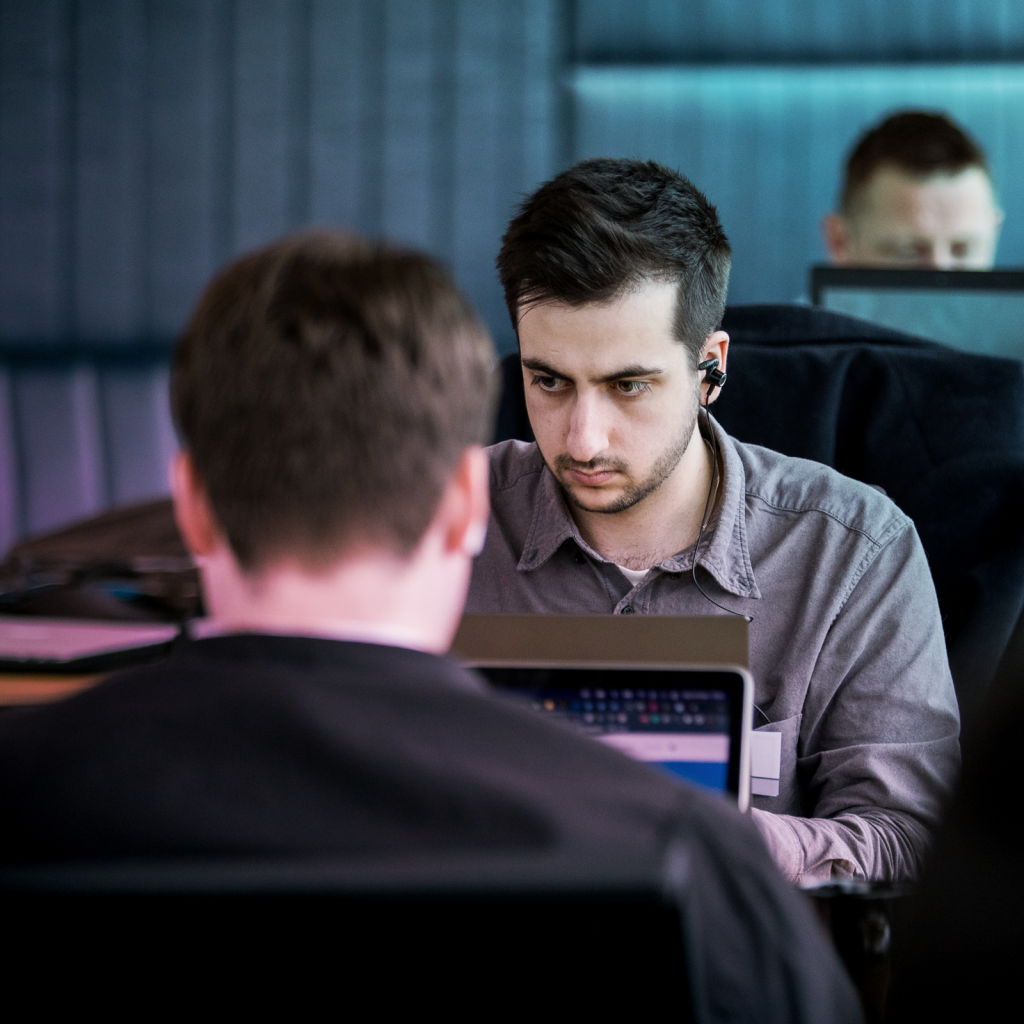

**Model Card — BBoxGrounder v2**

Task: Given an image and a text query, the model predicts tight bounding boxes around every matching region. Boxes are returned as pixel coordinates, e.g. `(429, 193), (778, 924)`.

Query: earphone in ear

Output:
(697, 357), (727, 392)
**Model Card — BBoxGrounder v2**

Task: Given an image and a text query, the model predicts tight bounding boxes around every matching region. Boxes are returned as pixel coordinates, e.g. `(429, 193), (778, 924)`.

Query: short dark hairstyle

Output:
(171, 231), (496, 572)
(497, 158), (732, 366)
(842, 111), (990, 214)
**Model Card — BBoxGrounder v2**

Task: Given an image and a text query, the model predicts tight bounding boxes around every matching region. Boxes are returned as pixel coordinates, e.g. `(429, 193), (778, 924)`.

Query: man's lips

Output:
(565, 467), (619, 487)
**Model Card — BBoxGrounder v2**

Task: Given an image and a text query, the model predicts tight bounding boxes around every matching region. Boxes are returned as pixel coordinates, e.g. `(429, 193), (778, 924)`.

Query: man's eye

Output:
(615, 380), (649, 395)
(532, 375), (568, 392)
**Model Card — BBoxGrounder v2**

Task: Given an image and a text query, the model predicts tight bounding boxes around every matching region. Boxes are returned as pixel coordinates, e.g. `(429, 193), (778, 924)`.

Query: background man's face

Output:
(825, 165), (1002, 269)
(517, 280), (701, 515)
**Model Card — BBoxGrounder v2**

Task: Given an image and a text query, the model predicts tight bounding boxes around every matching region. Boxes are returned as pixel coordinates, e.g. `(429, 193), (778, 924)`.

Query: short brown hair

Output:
(842, 111), (990, 214)
(171, 231), (496, 572)
(497, 158), (731, 367)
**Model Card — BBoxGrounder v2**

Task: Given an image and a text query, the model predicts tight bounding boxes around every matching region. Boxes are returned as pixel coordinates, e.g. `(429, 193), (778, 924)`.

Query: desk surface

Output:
(0, 673), (106, 706)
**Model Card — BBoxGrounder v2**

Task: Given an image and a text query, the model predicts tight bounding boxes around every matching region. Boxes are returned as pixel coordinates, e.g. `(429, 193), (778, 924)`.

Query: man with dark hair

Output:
(823, 110), (1002, 268)
(468, 158), (960, 886)
(0, 231), (861, 1023)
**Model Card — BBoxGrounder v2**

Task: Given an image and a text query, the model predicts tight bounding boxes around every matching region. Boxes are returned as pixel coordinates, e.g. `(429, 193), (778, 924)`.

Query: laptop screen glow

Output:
(479, 667), (746, 799)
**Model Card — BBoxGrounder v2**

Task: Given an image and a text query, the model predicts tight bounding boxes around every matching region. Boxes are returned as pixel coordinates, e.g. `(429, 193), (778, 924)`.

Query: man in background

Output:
(0, 232), (858, 1021)
(822, 110), (1002, 269)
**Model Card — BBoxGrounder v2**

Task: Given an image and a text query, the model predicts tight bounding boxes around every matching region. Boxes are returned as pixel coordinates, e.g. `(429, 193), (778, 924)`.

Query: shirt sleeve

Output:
(755, 522), (961, 885)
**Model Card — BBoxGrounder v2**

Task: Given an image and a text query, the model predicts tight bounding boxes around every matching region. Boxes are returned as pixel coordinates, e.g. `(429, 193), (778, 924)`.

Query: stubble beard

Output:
(554, 394), (701, 516)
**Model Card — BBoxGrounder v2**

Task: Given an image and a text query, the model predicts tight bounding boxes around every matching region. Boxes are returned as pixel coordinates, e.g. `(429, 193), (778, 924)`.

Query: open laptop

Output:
(810, 267), (1024, 360)
(0, 615), (179, 673)
(453, 615), (754, 811)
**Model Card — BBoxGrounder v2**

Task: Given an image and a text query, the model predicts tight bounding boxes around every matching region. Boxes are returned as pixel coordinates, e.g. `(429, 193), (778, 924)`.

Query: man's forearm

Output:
(751, 807), (932, 886)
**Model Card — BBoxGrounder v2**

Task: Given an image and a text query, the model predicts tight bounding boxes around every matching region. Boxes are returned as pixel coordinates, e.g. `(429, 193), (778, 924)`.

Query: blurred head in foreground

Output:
(823, 110), (1002, 269)
(170, 231), (495, 651)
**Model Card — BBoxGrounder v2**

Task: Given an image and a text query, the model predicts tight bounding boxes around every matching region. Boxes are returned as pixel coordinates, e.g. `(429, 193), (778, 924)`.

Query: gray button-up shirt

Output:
(466, 417), (960, 884)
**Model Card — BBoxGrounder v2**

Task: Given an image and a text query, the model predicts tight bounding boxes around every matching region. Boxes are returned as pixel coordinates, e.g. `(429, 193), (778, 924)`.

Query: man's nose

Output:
(565, 391), (610, 463)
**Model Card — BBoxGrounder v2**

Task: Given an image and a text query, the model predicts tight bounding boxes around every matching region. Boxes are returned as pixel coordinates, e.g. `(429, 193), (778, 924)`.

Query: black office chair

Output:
(0, 849), (697, 1017)
(494, 304), (1024, 721)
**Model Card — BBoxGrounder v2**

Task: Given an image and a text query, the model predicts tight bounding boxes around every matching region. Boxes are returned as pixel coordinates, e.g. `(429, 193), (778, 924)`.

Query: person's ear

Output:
(699, 331), (729, 406)
(823, 213), (852, 263)
(441, 445), (490, 557)
(170, 451), (222, 559)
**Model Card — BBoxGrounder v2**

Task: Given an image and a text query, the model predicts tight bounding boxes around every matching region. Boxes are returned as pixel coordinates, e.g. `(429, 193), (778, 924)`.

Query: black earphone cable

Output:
(691, 379), (753, 623)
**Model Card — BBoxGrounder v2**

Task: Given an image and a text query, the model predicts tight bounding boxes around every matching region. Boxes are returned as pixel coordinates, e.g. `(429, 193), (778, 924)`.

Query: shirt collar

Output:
(516, 415), (760, 600)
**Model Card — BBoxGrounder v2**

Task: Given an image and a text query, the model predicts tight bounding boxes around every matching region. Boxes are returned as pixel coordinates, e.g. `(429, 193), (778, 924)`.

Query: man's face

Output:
(517, 280), (711, 515)
(826, 165), (1002, 269)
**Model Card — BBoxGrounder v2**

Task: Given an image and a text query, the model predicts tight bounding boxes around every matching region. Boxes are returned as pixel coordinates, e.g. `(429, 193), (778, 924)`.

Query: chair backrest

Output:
(0, 853), (696, 1016)
(0, 343), (176, 553)
(493, 305), (1024, 717)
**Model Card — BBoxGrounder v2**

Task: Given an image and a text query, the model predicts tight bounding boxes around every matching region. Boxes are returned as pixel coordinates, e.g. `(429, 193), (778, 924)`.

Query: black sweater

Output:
(0, 633), (857, 1022)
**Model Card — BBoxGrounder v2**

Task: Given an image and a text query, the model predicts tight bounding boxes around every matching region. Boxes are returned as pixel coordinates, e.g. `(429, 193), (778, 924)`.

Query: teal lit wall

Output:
(571, 64), (1024, 303)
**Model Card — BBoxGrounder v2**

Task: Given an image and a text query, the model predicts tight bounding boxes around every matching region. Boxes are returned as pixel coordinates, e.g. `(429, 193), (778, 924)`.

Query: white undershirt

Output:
(615, 564), (650, 587)
(611, 434), (720, 592)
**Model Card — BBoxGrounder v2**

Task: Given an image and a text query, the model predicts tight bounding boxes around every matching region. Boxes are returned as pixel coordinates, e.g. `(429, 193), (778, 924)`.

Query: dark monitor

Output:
(810, 267), (1024, 359)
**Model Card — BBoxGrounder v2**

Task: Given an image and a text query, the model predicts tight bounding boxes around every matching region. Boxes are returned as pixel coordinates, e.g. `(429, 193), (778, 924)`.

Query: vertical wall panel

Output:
(308, 0), (367, 230)
(100, 366), (175, 505)
(451, 3), (504, 341)
(520, 0), (559, 190)
(0, 368), (20, 549)
(380, 0), (437, 250)
(146, 0), (232, 334)
(74, 0), (147, 339)
(450, 0), (561, 350)
(309, 0), (386, 235)
(0, 0), (72, 340)
(232, 0), (293, 251)
(14, 365), (107, 533)
(286, 0), (311, 228)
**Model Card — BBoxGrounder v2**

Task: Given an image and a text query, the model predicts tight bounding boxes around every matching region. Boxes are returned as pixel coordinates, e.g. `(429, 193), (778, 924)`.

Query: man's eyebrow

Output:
(521, 357), (566, 377)
(520, 357), (667, 385)
(591, 364), (665, 384)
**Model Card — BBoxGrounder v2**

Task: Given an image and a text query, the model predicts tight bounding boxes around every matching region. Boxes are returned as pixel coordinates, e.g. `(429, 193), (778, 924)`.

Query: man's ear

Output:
(170, 451), (222, 559)
(823, 213), (852, 264)
(440, 445), (490, 557)
(699, 330), (729, 406)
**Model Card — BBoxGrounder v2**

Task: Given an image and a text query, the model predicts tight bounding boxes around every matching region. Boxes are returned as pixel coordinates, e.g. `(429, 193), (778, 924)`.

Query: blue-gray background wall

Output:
(2, 0), (1023, 349)
(0, 0), (564, 356)
(1, 0), (1022, 543)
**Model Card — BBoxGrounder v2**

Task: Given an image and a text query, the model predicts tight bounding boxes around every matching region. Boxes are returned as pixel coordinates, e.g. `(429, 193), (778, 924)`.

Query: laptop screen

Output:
(479, 666), (749, 805)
